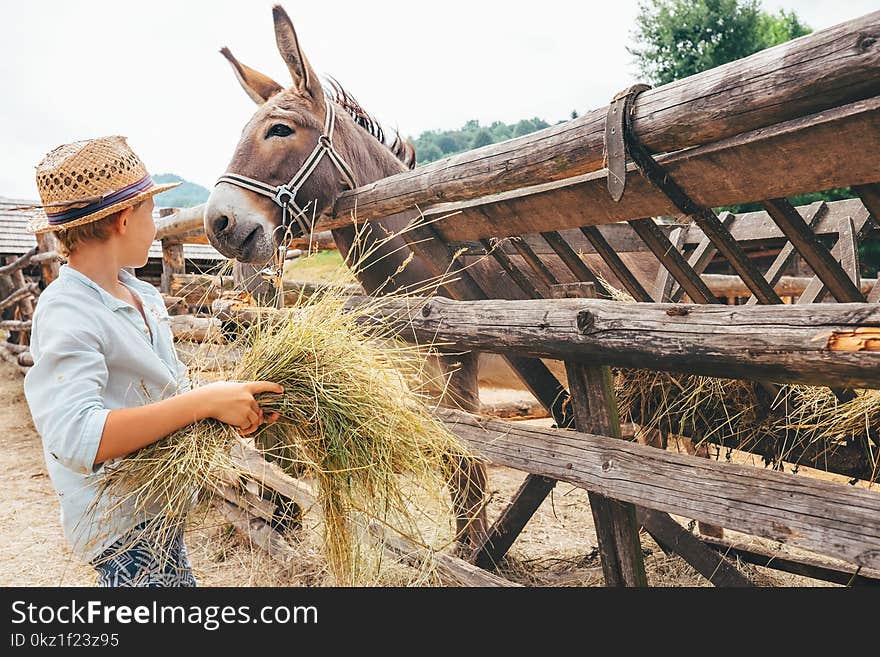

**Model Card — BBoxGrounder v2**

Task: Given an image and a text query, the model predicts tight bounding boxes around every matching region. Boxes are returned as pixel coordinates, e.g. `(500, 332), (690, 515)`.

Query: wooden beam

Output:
(438, 407), (880, 571)
(629, 219), (718, 303)
(0, 320), (32, 331)
(480, 239), (544, 299)
(565, 334), (648, 586)
(323, 97), (880, 240)
(351, 295), (880, 389)
(540, 231), (609, 296)
(404, 223), (573, 428)
(745, 201), (827, 305)
(450, 198), (873, 255)
(763, 198), (864, 302)
(579, 226), (652, 301)
(228, 441), (518, 586)
(670, 211), (735, 303)
(154, 204), (206, 240)
(651, 226), (686, 303)
(704, 273), (877, 299)
(31, 232), (61, 285)
(798, 204), (874, 303)
(328, 12), (880, 225)
(469, 474), (557, 571)
(852, 183), (880, 222)
(509, 237), (559, 288)
(635, 508), (752, 587)
(700, 536), (880, 586)
(0, 283), (38, 312)
(160, 240), (185, 295)
(0, 246), (38, 276)
(838, 215), (861, 290)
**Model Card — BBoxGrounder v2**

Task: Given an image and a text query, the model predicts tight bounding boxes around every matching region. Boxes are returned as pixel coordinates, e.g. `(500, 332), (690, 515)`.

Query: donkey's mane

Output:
(325, 77), (416, 170)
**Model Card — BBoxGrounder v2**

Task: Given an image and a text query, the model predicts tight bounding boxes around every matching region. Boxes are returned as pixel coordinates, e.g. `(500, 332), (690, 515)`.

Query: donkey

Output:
(204, 5), (488, 549)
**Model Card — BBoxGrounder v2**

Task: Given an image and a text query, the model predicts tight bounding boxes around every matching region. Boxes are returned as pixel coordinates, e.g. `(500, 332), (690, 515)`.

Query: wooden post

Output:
(4, 256), (35, 346)
(161, 240), (185, 295)
(34, 233), (60, 285)
(158, 208), (185, 294)
(556, 282), (647, 587)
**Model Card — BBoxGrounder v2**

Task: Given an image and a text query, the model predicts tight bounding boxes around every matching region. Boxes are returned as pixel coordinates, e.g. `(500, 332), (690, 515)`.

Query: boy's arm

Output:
(93, 390), (211, 465)
(25, 307), (209, 474)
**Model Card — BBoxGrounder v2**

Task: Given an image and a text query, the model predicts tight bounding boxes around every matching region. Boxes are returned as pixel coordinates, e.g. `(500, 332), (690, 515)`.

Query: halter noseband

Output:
(215, 97), (358, 240)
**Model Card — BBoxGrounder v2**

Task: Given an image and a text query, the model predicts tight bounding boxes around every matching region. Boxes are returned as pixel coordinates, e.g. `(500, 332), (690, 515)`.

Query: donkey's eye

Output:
(266, 124), (294, 139)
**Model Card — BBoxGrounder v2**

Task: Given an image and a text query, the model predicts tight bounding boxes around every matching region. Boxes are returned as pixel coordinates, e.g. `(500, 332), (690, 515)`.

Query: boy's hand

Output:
(193, 381), (283, 435)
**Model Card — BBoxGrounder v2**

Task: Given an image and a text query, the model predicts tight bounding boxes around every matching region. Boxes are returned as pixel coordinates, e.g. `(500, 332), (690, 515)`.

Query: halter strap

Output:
(215, 98), (358, 238)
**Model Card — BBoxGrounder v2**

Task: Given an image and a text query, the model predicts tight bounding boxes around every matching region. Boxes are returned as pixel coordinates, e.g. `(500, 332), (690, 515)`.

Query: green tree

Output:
(629, 0), (811, 85)
(471, 128), (494, 149)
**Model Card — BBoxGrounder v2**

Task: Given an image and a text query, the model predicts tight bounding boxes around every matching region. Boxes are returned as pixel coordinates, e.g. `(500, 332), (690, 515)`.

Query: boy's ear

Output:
(114, 206), (134, 233)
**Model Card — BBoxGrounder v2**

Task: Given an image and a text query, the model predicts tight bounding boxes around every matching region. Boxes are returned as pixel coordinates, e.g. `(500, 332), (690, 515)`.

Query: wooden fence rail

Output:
(340, 295), (880, 388)
(438, 408), (880, 571)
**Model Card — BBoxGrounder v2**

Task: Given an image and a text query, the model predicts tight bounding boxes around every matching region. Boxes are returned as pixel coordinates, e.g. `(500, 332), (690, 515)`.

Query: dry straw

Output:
(601, 276), (878, 479)
(89, 218), (480, 585)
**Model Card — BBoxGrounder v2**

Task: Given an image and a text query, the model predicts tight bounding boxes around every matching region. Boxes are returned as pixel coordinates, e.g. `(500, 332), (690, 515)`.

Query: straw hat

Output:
(24, 136), (180, 234)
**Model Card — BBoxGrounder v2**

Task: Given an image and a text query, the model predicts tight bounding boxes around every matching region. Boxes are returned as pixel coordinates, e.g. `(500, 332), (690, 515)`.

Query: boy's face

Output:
(120, 198), (156, 268)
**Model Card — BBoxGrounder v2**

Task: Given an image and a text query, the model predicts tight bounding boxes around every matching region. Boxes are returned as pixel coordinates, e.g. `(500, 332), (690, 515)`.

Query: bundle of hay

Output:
(91, 233), (475, 584)
(603, 278), (877, 478)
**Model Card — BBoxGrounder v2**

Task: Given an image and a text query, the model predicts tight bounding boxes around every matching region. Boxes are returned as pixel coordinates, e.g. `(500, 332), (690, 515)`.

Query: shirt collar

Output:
(58, 264), (153, 312)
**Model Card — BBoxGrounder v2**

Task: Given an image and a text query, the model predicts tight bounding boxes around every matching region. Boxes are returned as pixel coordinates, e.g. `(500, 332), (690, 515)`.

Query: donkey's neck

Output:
(329, 114), (436, 295)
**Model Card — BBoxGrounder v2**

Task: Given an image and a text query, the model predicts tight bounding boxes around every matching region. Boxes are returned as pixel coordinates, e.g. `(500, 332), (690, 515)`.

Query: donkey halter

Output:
(215, 96), (358, 241)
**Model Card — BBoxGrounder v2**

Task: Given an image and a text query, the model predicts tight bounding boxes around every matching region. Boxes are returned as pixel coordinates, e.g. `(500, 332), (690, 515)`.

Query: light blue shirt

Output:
(23, 264), (191, 562)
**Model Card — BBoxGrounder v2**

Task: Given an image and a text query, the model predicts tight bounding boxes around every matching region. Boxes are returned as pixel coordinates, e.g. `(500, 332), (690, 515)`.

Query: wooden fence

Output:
(6, 10), (880, 586)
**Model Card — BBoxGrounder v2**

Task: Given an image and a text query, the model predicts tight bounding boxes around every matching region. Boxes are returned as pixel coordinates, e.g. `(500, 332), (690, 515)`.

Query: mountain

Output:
(151, 173), (210, 208)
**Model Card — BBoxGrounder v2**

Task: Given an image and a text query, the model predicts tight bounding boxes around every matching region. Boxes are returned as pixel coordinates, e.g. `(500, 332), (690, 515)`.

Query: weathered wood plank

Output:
(0, 247), (38, 276)
(635, 509), (753, 587)
(327, 13), (880, 225)
(540, 231), (609, 295)
(31, 234), (62, 288)
(403, 223), (573, 427)
(469, 474), (557, 571)
(565, 348), (648, 587)
(798, 205), (874, 304)
(0, 282), (39, 312)
(169, 273), (363, 307)
(670, 211), (735, 303)
(651, 226), (686, 303)
(838, 215), (861, 290)
(160, 240), (185, 295)
(449, 198), (874, 255)
(438, 408), (880, 570)
(579, 226), (653, 301)
(229, 441), (518, 586)
(763, 198), (864, 302)
(353, 295), (880, 388)
(700, 536), (880, 586)
(705, 273), (877, 299)
(168, 314), (223, 343)
(745, 201), (827, 305)
(629, 219), (717, 303)
(154, 204), (206, 241)
(480, 239), (544, 299)
(509, 237), (559, 288)
(322, 97), (880, 240)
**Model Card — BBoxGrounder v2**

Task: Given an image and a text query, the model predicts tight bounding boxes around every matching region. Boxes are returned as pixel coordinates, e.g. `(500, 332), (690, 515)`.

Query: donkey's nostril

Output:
(213, 215), (231, 234)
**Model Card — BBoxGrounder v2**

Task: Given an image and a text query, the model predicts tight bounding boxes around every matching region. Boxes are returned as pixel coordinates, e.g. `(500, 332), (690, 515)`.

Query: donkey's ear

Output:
(220, 47), (283, 105)
(273, 5), (322, 102)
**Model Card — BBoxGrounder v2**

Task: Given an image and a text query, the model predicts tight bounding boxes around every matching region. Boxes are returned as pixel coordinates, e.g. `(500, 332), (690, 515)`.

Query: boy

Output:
(21, 136), (282, 587)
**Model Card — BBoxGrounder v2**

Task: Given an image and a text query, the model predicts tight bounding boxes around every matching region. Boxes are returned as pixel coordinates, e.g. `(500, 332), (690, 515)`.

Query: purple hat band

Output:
(46, 174), (155, 226)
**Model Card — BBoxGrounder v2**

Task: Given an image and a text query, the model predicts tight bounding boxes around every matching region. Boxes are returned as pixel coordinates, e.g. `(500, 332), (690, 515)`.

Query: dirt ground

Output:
(0, 358), (834, 587)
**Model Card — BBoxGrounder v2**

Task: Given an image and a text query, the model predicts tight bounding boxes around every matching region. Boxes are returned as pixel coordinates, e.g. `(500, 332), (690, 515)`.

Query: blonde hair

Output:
(53, 201), (145, 257)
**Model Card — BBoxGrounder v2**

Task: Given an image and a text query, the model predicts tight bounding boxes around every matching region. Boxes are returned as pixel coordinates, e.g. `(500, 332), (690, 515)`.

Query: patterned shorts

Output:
(92, 520), (197, 588)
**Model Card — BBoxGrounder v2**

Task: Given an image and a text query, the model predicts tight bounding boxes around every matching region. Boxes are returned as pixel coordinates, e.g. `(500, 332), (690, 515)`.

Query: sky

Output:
(0, 0), (876, 198)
